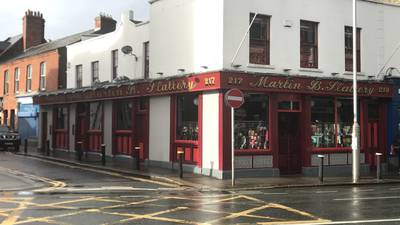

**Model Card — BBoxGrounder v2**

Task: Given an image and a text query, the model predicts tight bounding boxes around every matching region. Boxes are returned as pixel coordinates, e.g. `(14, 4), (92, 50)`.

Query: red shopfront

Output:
(36, 72), (393, 177)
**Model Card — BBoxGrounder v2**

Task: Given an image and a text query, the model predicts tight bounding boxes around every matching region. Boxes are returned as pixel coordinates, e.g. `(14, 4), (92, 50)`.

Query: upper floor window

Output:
(39, 62), (46, 91)
(91, 61), (99, 84)
(300, 20), (318, 68)
(345, 26), (361, 72)
(111, 49), (118, 79)
(144, 42), (150, 79)
(76, 65), (83, 88)
(26, 65), (32, 92)
(249, 13), (270, 65)
(14, 68), (19, 94)
(3, 70), (9, 95)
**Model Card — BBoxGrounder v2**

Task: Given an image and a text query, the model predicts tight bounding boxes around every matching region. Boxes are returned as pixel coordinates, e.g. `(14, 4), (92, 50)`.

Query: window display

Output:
(116, 100), (132, 130)
(311, 97), (354, 148)
(89, 102), (103, 130)
(176, 94), (198, 141)
(234, 94), (269, 150)
(55, 106), (68, 129)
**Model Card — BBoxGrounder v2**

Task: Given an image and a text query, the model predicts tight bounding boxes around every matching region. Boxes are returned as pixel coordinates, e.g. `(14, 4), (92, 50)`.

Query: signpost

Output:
(225, 89), (244, 186)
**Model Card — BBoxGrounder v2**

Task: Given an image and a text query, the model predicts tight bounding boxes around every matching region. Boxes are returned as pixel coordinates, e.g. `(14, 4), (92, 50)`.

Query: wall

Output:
(149, 96), (170, 163)
(66, 12), (149, 89)
(222, 0), (400, 80)
(201, 92), (220, 175)
(149, 0), (224, 78)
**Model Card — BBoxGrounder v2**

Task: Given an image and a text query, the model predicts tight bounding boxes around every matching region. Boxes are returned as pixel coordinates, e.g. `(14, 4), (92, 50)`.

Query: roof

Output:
(0, 35), (22, 54)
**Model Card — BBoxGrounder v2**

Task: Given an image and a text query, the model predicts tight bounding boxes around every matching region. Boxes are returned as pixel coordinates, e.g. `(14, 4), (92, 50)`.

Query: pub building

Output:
(34, 71), (393, 178)
(32, 0), (400, 179)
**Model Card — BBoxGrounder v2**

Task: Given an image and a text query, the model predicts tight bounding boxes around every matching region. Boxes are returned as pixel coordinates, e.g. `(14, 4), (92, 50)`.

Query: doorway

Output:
(278, 112), (301, 174)
(41, 112), (47, 151)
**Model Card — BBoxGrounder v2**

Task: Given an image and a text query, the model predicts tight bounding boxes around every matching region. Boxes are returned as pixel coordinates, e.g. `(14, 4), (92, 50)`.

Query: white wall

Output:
(149, 96), (170, 162)
(201, 92), (220, 172)
(149, 0), (224, 78)
(222, 0), (400, 79)
(67, 11), (150, 89)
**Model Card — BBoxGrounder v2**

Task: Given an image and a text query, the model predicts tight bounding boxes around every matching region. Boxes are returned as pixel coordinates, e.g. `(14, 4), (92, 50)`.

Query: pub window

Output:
(76, 65), (82, 88)
(111, 49), (118, 79)
(345, 26), (361, 72)
(3, 70), (9, 95)
(116, 100), (132, 130)
(249, 13), (270, 65)
(55, 106), (68, 130)
(300, 20), (318, 68)
(143, 42), (149, 79)
(176, 94), (198, 141)
(235, 94), (269, 150)
(91, 61), (99, 85)
(14, 67), (19, 94)
(39, 62), (46, 90)
(311, 97), (355, 148)
(26, 65), (32, 92)
(89, 102), (103, 130)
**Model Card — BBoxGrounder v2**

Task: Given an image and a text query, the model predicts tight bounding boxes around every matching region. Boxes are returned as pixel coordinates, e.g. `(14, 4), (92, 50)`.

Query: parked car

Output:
(0, 125), (20, 151)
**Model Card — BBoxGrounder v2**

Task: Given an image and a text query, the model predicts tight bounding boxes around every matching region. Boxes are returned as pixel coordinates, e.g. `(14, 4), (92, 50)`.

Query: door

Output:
(41, 112), (47, 150)
(278, 112), (301, 174)
(134, 98), (149, 160)
(75, 103), (88, 150)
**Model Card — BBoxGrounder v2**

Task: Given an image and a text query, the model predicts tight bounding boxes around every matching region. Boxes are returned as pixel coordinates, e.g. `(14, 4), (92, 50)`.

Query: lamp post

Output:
(352, 0), (360, 183)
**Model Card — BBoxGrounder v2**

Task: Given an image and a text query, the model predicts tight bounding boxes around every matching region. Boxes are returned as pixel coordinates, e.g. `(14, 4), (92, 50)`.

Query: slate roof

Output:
(0, 35), (22, 54)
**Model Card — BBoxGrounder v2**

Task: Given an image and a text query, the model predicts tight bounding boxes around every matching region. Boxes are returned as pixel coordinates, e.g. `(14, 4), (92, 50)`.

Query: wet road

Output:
(0, 152), (400, 224)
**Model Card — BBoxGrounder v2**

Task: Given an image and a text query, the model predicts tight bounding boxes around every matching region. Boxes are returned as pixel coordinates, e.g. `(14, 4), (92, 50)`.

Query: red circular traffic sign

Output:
(225, 89), (245, 108)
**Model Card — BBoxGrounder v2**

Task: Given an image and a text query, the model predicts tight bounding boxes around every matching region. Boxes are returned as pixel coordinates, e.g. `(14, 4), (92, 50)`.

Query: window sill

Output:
(247, 64), (275, 70)
(342, 71), (365, 76)
(235, 149), (271, 156)
(298, 68), (323, 73)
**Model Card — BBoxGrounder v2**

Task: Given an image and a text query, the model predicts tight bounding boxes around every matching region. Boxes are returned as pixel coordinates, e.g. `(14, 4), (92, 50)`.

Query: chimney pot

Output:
(95, 13), (116, 33)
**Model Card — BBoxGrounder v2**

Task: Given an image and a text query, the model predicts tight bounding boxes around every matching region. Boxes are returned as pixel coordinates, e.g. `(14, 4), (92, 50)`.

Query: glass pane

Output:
(311, 98), (335, 148)
(250, 14), (270, 65)
(89, 102), (103, 130)
(116, 100), (132, 130)
(176, 94), (198, 140)
(337, 99), (353, 147)
(278, 101), (300, 111)
(234, 94), (269, 150)
(56, 107), (68, 129)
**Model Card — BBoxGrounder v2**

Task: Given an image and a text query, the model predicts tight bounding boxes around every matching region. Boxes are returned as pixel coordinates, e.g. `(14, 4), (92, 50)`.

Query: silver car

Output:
(0, 125), (20, 151)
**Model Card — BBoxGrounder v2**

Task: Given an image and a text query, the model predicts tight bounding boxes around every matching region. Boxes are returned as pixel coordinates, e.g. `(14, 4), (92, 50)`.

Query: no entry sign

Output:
(225, 89), (244, 108)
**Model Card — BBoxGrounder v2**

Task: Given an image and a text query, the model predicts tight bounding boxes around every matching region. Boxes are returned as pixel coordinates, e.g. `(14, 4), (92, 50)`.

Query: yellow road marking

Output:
(0, 198), (32, 225)
(258, 219), (332, 225)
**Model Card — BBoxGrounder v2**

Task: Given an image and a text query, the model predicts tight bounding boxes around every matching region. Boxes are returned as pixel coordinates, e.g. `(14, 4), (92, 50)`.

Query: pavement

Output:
(13, 147), (400, 191)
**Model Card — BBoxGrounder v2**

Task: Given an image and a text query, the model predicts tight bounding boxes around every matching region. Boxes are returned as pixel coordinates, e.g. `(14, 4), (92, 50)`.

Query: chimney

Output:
(95, 13), (116, 33)
(23, 10), (45, 50)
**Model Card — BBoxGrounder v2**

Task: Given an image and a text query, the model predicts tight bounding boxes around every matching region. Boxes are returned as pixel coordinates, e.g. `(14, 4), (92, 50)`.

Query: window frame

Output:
(14, 67), (19, 94)
(89, 102), (103, 131)
(39, 62), (46, 91)
(300, 20), (319, 68)
(76, 64), (83, 88)
(3, 70), (9, 95)
(143, 42), (150, 79)
(249, 13), (271, 65)
(91, 61), (99, 85)
(345, 26), (361, 72)
(111, 49), (118, 79)
(175, 93), (199, 142)
(26, 65), (32, 92)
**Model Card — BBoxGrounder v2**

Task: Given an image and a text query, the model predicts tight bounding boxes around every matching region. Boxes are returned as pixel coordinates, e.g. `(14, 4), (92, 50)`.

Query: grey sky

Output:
(0, 0), (150, 40)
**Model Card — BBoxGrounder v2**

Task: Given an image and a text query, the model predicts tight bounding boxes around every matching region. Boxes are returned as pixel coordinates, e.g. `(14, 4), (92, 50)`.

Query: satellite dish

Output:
(121, 45), (133, 54)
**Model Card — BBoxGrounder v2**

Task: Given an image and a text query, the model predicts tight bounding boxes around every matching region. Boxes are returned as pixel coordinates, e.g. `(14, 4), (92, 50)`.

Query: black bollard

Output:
(318, 154), (325, 183)
(46, 140), (50, 156)
(101, 144), (106, 166)
(135, 146), (141, 170)
(376, 153), (382, 181)
(76, 141), (82, 161)
(24, 139), (28, 155)
(177, 150), (184, 178)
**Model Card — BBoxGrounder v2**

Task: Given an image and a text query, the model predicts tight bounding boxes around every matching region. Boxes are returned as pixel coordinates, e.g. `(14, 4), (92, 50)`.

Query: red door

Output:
(41, 112), (47, 150)
(75, 103), (88, 150)
(278, 112), (301, 174)
(367, 121), (379, 167)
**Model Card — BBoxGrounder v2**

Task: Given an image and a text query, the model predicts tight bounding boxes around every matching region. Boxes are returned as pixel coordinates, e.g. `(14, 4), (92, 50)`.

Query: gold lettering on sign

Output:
(205, 77), (216, 86)
(250, 77), (301, 90)
(145, 80), (197, 94)
(228, 77), (243, 86)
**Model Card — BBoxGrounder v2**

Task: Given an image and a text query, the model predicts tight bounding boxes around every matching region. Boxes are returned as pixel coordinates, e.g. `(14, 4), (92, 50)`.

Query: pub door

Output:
(41, 112), (47, 151)
(278, 112), (301, 174)
(75, 103), (88, 150)
(367, 121), (379, 167)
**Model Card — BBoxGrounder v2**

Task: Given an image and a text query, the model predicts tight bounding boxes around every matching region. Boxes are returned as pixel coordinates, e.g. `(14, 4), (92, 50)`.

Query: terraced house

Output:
(0, 10), (116, 142)
(35, 0), (400, 179)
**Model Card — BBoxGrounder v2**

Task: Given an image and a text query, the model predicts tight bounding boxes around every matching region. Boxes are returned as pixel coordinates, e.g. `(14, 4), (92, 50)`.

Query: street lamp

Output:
(352, 0), (360, 183)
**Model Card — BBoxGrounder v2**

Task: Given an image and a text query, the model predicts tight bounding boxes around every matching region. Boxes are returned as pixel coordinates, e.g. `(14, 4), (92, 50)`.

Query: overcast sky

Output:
(0, 0), (150, 40)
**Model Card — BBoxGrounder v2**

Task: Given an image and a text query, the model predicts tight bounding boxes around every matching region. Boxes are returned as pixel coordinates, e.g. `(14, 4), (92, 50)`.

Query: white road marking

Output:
(263, 192), (288, 195)
(357, 189), (375, 192)
(289, 217), (400, 225)
(389, 187), (400, 190)
(334, 196), (400, 201)
(315, 191), (338, 194)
